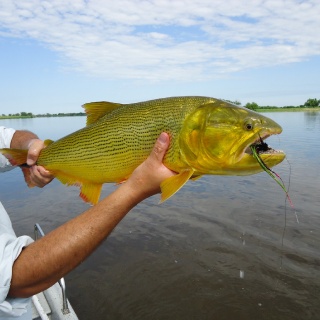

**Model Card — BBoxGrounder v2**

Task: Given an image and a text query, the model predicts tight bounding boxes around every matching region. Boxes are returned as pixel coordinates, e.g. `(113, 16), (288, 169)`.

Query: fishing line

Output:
(284, 156), (299, 223)
(251, 143), (298, 274)
(250, 145), (293, 207)
(280, 156), (291, 270)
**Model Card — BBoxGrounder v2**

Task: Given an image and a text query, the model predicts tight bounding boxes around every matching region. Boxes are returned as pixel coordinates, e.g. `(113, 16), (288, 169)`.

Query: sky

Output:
(0, 0), (319, 114)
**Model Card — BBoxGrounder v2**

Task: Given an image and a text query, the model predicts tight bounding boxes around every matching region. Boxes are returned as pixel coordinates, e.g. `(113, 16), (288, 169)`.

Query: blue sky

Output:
(0, 0), (319, 114)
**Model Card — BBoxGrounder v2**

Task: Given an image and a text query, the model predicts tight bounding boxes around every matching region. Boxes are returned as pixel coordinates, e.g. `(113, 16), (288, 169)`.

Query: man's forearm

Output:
(8, 131), (174, 298)
(9, 180), (143, 298)
(10, 130), (38, 149)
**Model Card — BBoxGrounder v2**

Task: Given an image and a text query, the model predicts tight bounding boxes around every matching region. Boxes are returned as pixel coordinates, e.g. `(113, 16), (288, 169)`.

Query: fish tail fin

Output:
(0, 148), (28, 166)
(20, 166), (36, 188)
(0, 148), (36, 188)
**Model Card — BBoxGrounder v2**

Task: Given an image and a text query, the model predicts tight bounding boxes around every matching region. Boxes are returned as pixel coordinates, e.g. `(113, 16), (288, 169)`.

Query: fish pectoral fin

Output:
(80, 183), (102, 205)
(82, 101), (123, 125)
(160, 169), (195, 203)
(191, 175), (203, 181)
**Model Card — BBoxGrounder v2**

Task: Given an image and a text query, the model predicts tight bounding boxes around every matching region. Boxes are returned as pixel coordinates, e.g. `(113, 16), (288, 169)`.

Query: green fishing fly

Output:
(250, 145), (293, 207)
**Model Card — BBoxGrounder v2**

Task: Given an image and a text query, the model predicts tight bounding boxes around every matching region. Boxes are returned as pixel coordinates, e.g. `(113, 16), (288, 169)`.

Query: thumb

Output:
(26, 139), (44, 166)
(150, 132), (170, 163)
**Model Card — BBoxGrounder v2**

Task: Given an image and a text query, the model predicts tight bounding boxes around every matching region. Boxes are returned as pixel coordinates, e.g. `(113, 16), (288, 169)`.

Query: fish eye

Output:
(244, 120), (254, 131)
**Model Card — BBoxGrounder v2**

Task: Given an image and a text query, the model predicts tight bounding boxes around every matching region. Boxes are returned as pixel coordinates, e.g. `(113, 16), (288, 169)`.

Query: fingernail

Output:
(26, 158), (34, 166)
(158, 132), (167, 143)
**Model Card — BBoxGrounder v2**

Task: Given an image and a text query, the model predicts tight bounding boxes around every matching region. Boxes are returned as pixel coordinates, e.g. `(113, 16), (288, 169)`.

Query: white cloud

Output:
(0, 0), (319, 81)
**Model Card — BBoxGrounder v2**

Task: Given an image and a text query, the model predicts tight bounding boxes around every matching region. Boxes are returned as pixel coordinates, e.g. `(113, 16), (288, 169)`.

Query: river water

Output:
(0, 111), (319, 320)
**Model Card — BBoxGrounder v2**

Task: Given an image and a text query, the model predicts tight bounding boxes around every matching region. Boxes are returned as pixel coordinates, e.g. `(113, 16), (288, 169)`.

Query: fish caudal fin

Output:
(160, 169), (194, 203)
(0, 148), (28, 166)
(21, 166), (37, 187)
(0, 148), (34, 187)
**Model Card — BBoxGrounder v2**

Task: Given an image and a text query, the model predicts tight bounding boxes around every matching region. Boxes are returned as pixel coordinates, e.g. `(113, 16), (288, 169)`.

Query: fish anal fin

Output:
(116, 179), (128, 185)
(82, 102), (122, 126)
(80, 183), (102, 205)
(160, 169), (194, 203)
(54, 171), (102, 205)
(0, 148), (28, 166)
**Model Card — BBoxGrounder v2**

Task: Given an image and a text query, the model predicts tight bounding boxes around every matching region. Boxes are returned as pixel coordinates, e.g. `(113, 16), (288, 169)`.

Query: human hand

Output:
(24, 139), (54, 188)
(125, 132), (176, 200)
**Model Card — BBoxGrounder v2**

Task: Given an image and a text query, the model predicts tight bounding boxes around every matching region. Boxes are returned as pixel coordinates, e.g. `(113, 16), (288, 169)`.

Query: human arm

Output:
(8, 132), (175, 298)
(10, 130), (53, 187)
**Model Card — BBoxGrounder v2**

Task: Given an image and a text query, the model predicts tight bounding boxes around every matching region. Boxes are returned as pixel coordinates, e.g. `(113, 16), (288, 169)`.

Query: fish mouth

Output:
(238, 130), (286, 172)
(231, 130), (286, 175)
(244, 133), (283, 156)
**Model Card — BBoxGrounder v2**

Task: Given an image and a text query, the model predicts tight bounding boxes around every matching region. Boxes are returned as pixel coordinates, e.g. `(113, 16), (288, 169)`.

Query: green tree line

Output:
(244, 98), (320, 110)
(1, 112), (86, 118)
(1, 98), (319, 118)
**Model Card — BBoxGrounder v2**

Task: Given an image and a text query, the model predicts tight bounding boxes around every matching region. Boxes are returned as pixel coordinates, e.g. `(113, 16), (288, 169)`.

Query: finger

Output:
(37, 166), (52, 177)
(29, 166), (53, 188)
(151, 132), (170, 162)
(27, 139), (45, 166)
(28, 167), (45, 188)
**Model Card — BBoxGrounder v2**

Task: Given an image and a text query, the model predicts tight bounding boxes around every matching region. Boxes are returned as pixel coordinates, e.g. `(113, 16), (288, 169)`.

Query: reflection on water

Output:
(0, 113), (319, 320)
(304, 111), (320, 130)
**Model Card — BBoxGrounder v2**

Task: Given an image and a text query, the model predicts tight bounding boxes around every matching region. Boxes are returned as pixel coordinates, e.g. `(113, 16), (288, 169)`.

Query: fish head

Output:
(180, 100), (285, 175)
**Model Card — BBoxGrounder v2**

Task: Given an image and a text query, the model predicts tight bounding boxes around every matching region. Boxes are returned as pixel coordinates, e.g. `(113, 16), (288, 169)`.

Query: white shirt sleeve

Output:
(0, 202), (34, 317)
(0, 126), (16, 170)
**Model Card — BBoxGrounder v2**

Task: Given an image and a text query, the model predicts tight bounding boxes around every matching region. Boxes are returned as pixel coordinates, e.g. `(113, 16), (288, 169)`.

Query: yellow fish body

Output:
(0, 96), (285, 204)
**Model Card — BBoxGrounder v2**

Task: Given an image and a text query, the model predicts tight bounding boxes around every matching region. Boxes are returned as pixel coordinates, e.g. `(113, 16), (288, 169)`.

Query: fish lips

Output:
(241, 129), (286, 168)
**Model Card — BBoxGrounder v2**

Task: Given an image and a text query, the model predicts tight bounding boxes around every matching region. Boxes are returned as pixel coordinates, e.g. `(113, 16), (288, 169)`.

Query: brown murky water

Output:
(1, 112), (319, 319)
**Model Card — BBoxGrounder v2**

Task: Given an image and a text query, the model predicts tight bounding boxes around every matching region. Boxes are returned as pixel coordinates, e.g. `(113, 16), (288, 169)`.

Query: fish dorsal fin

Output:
(82, 101), (122, 126)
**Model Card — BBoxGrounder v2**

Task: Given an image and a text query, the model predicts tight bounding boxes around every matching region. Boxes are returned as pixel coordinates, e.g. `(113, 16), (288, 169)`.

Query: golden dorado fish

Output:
(0, 96), (285, 204)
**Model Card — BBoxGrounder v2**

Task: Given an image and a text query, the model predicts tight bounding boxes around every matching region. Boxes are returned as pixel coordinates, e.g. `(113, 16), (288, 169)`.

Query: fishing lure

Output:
(250, 141), (293, 207)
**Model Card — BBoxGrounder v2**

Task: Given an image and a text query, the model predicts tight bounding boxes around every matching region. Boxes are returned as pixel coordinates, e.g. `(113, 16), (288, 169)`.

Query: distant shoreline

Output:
(259, 107), (320, 112)
(0, 107), (319, 120)
(0, 114), (86, 120)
